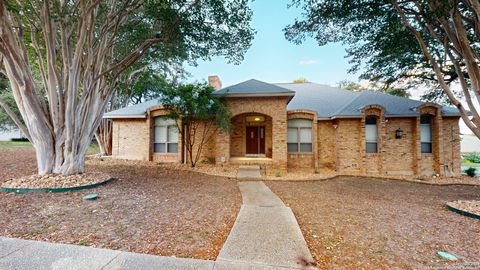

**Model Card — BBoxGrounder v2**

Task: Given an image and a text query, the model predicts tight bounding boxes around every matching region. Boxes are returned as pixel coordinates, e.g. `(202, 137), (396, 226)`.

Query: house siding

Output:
(109, 99), (461, 178)
(112, 119), (149, 160)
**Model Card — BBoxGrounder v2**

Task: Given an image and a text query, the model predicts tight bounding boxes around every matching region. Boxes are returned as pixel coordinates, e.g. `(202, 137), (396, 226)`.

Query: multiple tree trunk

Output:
(392, 0), (480, 138)
(0, 1), (163, 175)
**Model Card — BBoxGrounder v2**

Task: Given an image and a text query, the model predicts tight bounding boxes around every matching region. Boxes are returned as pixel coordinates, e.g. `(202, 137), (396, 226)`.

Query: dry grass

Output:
(267, 178), (480, 270)
(0, 147), (241, 260)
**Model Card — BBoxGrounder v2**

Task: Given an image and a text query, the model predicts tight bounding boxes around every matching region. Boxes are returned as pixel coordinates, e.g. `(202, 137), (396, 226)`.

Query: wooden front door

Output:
(246, 126), (265, 155)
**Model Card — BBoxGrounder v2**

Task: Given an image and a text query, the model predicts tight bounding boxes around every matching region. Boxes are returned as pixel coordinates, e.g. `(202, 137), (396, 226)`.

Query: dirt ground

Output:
(0, 147), (241, 260)
(267, 178), (480, 270)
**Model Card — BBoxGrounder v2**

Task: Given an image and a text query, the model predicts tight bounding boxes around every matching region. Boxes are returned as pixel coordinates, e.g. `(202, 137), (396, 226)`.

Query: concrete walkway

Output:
(217, 181), (316, 269)
(0, 181), (316, 270)
(236, 165), (262, 179)
(0, 237), (299, 270)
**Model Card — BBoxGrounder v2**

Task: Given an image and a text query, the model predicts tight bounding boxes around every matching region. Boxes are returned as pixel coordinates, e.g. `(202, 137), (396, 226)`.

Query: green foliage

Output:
(160, 83), (232, 132)
(465, 167), (476, 177)
(337, 80), (410, 98)
(0, 74), (23, 131)
(159, 82), (232, 167)
(293, 78), (309, 83)
(285, 0), (471, 103)
(463, 153), (480, 164)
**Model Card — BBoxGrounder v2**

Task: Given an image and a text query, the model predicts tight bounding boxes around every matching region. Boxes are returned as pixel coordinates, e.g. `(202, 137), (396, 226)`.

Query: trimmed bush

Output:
(465, 167), (476, 177)
(10, 138), (29, 142)
(463, 152), (480, 163)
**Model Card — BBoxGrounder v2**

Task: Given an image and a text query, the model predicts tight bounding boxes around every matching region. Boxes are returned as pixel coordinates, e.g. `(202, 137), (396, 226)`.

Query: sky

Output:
(185, 0), (474, 135)
(185, 0), (358, 87)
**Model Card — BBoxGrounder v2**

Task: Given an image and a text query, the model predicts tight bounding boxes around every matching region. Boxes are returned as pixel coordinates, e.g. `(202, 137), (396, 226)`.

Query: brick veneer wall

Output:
(112, 119), (149, 160)
(216, 96), (289, 171)
(311, 110), (461, 176)
(111, 99), (461, 177)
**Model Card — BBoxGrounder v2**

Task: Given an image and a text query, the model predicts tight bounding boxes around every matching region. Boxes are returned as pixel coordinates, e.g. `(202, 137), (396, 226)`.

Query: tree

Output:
(0, 73), (28, 135)
(337, 80), (410, 98)
(285, 0), (480, 138)
(159, 83), (232, 167)
(0, 0), (254, 175)
(95, 65), (176, 156)
(293, 77), (309, 83)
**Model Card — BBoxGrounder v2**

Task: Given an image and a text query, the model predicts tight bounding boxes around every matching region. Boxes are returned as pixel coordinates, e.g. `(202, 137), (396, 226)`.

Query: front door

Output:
(246, 126), (265, 155)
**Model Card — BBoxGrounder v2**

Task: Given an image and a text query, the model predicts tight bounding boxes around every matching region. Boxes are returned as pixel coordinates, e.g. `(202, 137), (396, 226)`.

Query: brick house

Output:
(104, 76), (462, 177)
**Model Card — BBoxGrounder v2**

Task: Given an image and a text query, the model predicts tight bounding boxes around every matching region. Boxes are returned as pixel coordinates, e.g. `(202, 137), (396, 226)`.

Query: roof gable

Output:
(213, 79), (295, 97)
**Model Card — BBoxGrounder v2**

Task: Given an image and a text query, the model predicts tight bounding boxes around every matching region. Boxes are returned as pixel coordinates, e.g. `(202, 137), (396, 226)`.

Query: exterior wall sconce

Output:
(395, 128), (403, 139)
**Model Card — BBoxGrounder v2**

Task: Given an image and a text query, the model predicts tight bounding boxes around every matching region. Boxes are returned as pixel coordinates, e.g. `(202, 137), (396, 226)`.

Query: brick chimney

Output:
(208, 75), (222, 90)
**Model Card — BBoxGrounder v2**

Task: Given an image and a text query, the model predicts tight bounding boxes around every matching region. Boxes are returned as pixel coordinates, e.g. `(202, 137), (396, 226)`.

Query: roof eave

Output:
(103, 115), (146, 119)
(217, 93), (296, 98)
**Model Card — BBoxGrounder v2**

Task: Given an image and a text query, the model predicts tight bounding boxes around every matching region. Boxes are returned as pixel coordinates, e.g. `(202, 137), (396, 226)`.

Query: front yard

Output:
(267, 178), (480, 270)
(0, 145), (241, 260)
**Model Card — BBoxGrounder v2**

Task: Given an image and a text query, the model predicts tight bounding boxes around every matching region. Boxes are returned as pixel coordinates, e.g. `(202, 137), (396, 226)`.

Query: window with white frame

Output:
(420, 115), (432, 153)
(153, 117), (178, 153)
(287, 119), (313, 153)
(365, 116), (378, 153)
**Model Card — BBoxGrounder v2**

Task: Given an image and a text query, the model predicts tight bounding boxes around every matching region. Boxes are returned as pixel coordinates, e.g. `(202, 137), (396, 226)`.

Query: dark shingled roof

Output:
(276, 82), (461, 118)
(213, 79), (295, 96)
(104, 79), (461, 119)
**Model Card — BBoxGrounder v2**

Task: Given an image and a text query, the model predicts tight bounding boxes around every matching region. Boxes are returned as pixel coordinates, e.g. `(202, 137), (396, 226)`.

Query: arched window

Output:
(420, 115), (432, 153)
(287, 119), (313, 153)
(365, 116), (378, 153)
(153, 117), (178, 153)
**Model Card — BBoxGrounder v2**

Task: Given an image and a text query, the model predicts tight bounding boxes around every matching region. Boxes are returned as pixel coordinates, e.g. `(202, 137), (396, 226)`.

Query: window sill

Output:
(153, 152), (179, 155)
(288, 152), (313, 155)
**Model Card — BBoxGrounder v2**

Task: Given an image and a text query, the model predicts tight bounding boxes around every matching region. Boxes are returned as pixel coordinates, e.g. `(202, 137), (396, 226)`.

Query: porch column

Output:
(215, 129), (230, 165)
(271, 113), (288, 172)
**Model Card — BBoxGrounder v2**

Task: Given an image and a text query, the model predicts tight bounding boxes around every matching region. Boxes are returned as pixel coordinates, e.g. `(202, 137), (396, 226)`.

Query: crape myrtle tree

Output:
(285, 0), (480, 138)
(95, 65), (176, 156)
(159, 83), (232, 168)
(0, 0), (254, 175)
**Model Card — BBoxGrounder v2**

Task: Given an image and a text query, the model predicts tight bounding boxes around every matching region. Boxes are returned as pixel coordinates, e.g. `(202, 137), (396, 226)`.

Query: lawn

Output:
(267, 178), (480, 270)
(0, 140), (100, 155)
(0, 146), (241, 260)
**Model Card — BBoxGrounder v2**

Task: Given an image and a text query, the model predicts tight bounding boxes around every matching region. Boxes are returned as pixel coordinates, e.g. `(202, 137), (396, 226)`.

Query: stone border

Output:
(0, 178), (114, 194)
(445, 203), (480, 220)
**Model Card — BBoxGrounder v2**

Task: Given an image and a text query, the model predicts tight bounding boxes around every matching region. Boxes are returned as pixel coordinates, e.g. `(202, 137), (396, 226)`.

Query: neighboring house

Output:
(461, 134), (480, 153)
(0, 127), (25, 141)
(104, 76), (462, 177)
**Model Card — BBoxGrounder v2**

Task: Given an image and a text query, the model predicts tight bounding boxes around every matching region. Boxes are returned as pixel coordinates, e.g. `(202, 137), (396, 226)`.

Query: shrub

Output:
(10, 137), (29, 142)
(465, 167), (476, 177)
(463, 152), (480, 163)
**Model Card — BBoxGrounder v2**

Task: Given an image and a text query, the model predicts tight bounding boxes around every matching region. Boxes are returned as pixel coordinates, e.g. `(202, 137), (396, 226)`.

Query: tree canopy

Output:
(285, 0), (480, 137)
(0, 0), (254, 175)
(159, 83), (232, 167)
(337, 80), (410, 98)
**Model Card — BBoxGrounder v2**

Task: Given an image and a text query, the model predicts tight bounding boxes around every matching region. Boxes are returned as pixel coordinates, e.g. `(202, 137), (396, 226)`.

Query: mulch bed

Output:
(447, 200), (480, 218)
(267, 178), (480, 270)
(2, 172), (111, 189)
(0, 148), (241, 260)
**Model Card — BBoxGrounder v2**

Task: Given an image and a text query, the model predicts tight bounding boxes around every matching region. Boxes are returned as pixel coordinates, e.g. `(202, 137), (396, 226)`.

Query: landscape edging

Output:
(445, 204), (480, 220)
(0, 178), (114, 194)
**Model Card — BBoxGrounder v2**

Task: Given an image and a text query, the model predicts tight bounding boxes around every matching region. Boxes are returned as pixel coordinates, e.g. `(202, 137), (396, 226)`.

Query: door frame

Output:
(245, 125), (266, 157)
